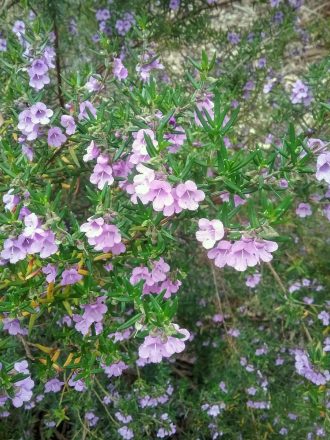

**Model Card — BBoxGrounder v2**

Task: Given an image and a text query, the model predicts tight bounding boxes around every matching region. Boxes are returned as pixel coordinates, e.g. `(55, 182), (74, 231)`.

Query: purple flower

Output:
(42, 263), (57, 283)
(83, 140), (100, 162)
(196, 218), (224, 249)
(48, 127), (67, 148)
(318, 311), (330, 326)
(68, 374), (87, 392)
(3, 318), (28, 336)
(80, 217), (105, 238)
(296, 203), (312, 218)
(89, 155), (114, 189)
(316, 153), (330, 184)
(113, 58), (128, 81)
(245, 273), (261, 288)
(169, 0), (180, 10)
(227, 32), (240, 44)
(60, 266), (83, 286)
(96, 8), (111, 21)
(148, 180), (174, 211)
(30, 102), (53, 124)
(28, 70), (50, 90)
(30, 57), (48, 75)
(118, 426), (134, 440)
(1, 238), (26, 264)
(44, 378), (64, 393)
(85, 76), (102, 92)
(3, 189), (20, 211)
(78, 101), (97, 120)
(13, 20), (25, 36)
(0, 38), (7, 51)
(85, 411), (99, 427)
(102, 361), (128, 377)
(290, 80), (312, 106)
(60, 115), (76, 135)
(175, 180), (205, 211)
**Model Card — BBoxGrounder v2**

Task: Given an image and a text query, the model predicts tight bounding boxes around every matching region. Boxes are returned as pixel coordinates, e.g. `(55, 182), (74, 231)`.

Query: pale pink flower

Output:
(196, 218), (224, 249)
(175, 180), (205, 211)
(316, 153), (330, 184)
(83, 140), (100, 162)
(296, 203), (312, 218)
(90, 154), (114, 189)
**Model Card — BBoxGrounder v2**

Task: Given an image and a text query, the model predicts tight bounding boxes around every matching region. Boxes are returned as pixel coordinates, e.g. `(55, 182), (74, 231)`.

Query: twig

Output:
(266, 262), (287, 297)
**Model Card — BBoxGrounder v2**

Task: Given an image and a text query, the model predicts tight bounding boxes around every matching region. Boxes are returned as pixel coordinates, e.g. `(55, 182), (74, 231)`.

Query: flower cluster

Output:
(73, 296), (108, 336)
(127, 163), (205, 216)
(28, 47), (55, 90)
(196, 219), (278, 271)
(80, 217), (125, 255)
(1, 213), (58, 264)
(138, 324), (190, 364)
(130, 258), (181, 299)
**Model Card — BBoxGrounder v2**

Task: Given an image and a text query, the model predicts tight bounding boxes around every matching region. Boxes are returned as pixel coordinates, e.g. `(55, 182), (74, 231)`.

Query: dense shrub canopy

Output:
(0, 0), (329, 438)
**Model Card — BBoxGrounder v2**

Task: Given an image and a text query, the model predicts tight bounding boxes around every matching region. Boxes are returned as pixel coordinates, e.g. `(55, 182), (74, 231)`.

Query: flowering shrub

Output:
(0, 0), (329, 438)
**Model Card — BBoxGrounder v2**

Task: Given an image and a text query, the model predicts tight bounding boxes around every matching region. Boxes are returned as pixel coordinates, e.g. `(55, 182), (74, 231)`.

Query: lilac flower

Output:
(102, 361), (128, 377)
(139, 325), (190, 363)
(227, 32), (240, 44)
(12, 376), (34, 408)
(290, 80), (313, 106)
(316, 153), (330, 184)
(85, 411), (99, 427)
(3, 318), (28, 336)
(90, 154), (114, 189)
(115, 412), (133, 424)
(296, 203), (312, 218)
(22, 144), (34, 161)
(13, 20), (25, 36)
(113, 58), (128, 81)
(28, 70), (50, 90)
(175, 180), (205, 211)
(0, 38), (7, 52)
(293, 349), (330, 385)
(68, 374), (86, 392)
(3, 189), (20, 211)
(169, 0), (180, 10)
(80, 217), (105, 238)
(96, 8), (111, 21)
(60, 115), (76, 135)
(74, 296), (107, 335)
(148, 180), (174, 211)
(48, 127), (67, 148)
(247, 400), (270, 409)
(60, 266), (83, 286)
(86, 223), (123, 253)
(245, 273), (261, 288)
(42, 263), (57, 283)
(30, 102), (53, 124)
(44, 378), (64, 393)
(118, 426), (134, 440)
(78, 100), (97, 120)
(194, 94), (214, 126)
(318, 311), (330, 326)
(278, 179), (288, 188)
(165, 125), (186, 153)
(130, 128), (157, 164)
(207, 240), (232, 268)
(196, 218), (224, 249)
(83, 140), (100, 162)
(85, 76), (102, 92)
(136, 51), (164, 81)
(1, 238), (26, 264)
(115, 12), (135, 36)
